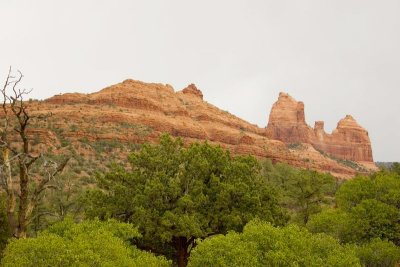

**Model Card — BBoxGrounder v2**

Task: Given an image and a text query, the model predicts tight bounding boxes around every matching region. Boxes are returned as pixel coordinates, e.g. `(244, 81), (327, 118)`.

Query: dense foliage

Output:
(84, 135), (288, 266)
(307, 171), (400, 266)
(0, 133), (399, 266)
(355, 238), (400, 267)
(262, 160), (337, 224)
(307, 171), (400, 245)
(1, 219), (170, 267)
(188, 220), (361, 267)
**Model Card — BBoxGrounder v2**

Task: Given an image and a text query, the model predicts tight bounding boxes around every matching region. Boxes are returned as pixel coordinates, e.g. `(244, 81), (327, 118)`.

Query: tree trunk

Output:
(303, 201), (313, 225)
(17, 163), (28, 238)
(173, 236), (190, 267)
(17, 126), (30, 238)
(6, 194), (16, 237)
(2, 148), (17, 237)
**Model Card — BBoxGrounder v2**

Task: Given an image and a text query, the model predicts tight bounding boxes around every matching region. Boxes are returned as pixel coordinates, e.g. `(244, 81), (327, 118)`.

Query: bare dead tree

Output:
(0, 67), (69, 238)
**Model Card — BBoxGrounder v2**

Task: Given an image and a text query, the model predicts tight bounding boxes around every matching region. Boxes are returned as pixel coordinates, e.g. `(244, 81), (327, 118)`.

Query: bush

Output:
(355, 238), (400, 267)
(188, 220), (361, 267)
(1, 218), (170, 267)
(307, 209), (352, 242)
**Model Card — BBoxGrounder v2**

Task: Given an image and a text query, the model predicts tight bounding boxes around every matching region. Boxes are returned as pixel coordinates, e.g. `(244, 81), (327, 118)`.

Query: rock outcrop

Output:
(19, 82), (376, 178)
(181, 84), (203, 99)
(312, 115), (373, 162)
(266, 92), (310, 143)
(266, 92), (374, 163)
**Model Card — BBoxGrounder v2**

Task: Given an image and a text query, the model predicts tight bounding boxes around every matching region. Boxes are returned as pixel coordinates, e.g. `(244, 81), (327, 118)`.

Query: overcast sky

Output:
(1, 0), (399, 161)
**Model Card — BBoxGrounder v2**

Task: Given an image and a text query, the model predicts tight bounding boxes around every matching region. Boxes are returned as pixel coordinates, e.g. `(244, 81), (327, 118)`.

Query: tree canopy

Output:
(188, 220), (361, 267)
(85, 135), (288, 266)
(355, 238), (400, 267)
(0, 218), (170, 267)
(262, 160), (337, 224)
(308, 172), (400, 245)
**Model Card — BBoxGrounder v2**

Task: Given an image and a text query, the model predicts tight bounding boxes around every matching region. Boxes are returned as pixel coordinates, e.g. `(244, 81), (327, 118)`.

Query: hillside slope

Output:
(23, 79), (376, 178)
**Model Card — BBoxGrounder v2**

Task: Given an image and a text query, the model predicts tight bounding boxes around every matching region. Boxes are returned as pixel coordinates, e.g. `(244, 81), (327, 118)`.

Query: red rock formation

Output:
(17, 82), (376, 178)
(266, 92), (374, 162)
(312, 115), (373, 162)
(181, 84), (203, 99)
(266, 92), (311, 143)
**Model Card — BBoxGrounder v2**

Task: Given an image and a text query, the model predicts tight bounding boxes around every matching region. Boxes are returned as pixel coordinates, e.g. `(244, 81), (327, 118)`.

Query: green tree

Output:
(330, 172), (400, 245)
(348, 199), (400, 244)
(262, 160), (336, 224)
(307, 170), (400, 267)
(390, 162), (400, 175)
(1, 218), (170, 267)
(355, 238), (400, 267)
(336, 172), (400, 212)
(308, 201), (400, 245)
(85, 135), (288, 267)
(335, 176), (375, 211)
(188, 220), (361, 267)
(306, 208), (352, 242)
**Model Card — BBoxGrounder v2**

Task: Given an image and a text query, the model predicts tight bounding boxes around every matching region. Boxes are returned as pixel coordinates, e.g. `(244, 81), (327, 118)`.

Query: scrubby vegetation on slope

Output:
(1, 134), (399, 266)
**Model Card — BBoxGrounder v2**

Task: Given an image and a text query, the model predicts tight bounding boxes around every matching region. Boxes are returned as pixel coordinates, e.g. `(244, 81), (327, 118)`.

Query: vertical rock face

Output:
(266, 93), (311, 143)
(266, 93), (374, 162)
(326, 115), (373, 162)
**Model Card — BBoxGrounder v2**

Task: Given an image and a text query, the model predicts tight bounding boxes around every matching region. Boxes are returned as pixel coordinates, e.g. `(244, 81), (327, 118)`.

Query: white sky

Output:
(1, 0), (399, 161)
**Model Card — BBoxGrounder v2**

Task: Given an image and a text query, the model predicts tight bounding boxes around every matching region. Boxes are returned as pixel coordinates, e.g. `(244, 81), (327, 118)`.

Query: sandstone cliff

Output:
(17, 81), (376, 178)
(265, 93), (311, 143)
(266, 92), (374, 165)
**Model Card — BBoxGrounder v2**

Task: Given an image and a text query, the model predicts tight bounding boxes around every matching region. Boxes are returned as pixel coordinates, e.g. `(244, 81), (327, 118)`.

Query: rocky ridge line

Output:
(27, 81), (377, 178)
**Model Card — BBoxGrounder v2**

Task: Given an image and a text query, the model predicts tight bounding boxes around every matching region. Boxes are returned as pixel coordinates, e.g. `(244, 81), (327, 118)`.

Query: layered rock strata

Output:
(15, 81), (375, 178)
(266, 92), (373, 162)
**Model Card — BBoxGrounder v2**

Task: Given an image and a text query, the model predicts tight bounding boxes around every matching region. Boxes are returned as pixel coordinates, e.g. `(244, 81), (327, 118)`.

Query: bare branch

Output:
(25, 157), (70, 221)
(0, 68), (70, 238)
(26, 153), (42, 168)
(2, 67), (12, 93)
(1, 66), (12, 140)
(27, 211), (61, 225)
(32, 158), (70, 201)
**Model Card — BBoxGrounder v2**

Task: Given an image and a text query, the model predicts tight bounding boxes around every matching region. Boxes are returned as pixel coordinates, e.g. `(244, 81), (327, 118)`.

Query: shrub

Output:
(1, 218), (170, 267)
(188, 220), (361, 267)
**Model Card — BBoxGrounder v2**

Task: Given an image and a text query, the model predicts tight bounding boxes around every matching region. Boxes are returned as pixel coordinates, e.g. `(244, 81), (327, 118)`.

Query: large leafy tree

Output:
(308, 171), (400, 245)
(85, 135), (288, 267)
(336, 172), (400, 212)
(1, 218), (170, 267)
(188, 220), (361, 267)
